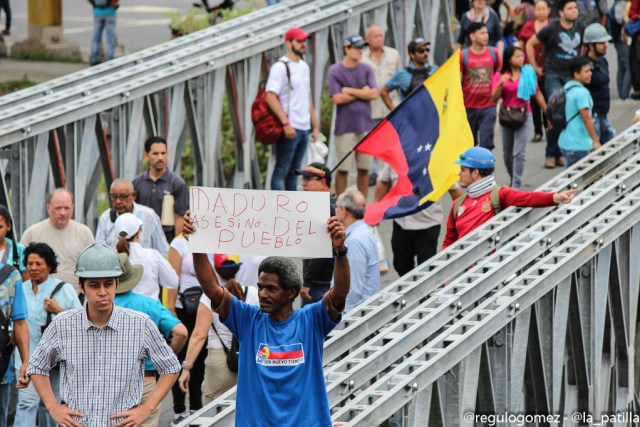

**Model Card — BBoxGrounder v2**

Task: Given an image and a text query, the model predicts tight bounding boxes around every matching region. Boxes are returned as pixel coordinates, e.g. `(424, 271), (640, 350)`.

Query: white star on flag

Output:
(417, 145), (423, 153)
(422, 167), (427, 176)
(425, 143), (433, 151)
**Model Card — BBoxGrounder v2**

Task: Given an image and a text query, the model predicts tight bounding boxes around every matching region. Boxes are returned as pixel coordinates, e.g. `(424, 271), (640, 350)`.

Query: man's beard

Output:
(292, 46), (305, 57)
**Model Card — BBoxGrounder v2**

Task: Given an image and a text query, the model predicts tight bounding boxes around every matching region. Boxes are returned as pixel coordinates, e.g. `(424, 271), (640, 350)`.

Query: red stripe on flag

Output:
(356, 119), (414, 225)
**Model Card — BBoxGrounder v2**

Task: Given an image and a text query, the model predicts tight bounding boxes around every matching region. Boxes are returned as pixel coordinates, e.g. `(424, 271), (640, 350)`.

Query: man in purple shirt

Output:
(329, 34), (379, 198)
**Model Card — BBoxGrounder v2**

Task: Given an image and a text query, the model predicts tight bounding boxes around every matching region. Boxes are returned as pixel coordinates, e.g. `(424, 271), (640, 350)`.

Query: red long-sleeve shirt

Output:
(442, 186), (556, 249)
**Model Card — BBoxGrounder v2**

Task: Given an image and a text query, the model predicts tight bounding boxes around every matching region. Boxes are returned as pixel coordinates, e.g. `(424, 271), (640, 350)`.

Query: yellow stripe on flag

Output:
(419, 50), (473, 206)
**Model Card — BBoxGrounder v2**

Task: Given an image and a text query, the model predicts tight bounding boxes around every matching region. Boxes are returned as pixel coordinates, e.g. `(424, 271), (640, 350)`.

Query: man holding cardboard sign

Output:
(183, 210), (349, 427)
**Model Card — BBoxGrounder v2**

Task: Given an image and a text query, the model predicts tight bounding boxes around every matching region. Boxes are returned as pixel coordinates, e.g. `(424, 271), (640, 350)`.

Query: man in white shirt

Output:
(265, 26), (320, 191)
(21, 188), (95, 294)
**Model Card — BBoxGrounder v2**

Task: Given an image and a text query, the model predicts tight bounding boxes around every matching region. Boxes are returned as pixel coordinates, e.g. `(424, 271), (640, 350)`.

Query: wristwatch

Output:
(332, 245), (348, 258)
(181, 361), (193, 370)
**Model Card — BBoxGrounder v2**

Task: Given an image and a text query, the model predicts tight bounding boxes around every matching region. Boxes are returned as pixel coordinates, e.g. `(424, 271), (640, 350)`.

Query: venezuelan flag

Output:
(357, 50), (473, 225)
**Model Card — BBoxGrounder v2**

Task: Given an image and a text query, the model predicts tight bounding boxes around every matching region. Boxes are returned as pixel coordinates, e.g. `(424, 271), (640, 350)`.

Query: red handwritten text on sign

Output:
(188, 187), (332, 258)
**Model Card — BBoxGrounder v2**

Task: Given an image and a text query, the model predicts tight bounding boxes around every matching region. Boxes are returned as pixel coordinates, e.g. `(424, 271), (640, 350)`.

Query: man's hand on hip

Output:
(49, 403), (84, 427)
(112, 404), (153, 427)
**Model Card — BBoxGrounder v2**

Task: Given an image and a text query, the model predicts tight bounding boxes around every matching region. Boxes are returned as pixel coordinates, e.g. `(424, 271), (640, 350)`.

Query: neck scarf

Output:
(467, 175), (497, 198)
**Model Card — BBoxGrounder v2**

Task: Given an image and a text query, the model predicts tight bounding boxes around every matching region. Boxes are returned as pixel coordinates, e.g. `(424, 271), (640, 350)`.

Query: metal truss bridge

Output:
(1, 0), (640, 425)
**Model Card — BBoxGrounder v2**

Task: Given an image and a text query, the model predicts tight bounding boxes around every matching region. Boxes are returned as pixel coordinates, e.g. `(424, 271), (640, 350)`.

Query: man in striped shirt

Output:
(27, 243), (180, 427)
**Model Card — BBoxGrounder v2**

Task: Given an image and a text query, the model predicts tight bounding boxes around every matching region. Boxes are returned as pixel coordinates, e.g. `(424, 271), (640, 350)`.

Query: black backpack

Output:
(547, 86), (580, 133)
(400, 66), (432, 99)
(211, 286), (247, 373)
(0, 264), (19, 379)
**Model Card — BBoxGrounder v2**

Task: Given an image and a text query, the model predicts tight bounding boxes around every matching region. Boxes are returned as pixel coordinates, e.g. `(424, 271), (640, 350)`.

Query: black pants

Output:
(390, 222), (440, 277)
(631, 36), (640, 94)
(171, 307), (207, 414)
(0, 0), (10, 31)
(531, 79), (547, 137)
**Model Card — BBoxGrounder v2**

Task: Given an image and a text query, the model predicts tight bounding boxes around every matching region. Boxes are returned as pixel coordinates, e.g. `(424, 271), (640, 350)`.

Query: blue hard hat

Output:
(455, 147), (495, 169)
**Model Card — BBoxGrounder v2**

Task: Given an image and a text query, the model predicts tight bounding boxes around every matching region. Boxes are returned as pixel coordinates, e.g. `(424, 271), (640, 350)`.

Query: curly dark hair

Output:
(258, 257), (302, 298)
(24, 242), (59, 274)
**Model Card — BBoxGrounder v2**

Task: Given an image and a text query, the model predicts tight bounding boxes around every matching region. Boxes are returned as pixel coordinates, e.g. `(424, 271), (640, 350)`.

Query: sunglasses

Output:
(414, 48), (428, 54)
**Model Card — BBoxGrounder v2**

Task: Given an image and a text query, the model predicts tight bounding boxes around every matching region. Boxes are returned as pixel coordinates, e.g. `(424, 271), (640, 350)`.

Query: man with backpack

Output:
(460, 22), (502, 151)
(380, 38), (439, 110)
(0, 263), (29, 426)
(526, 0), (585, 168)
(558, 57), (600, 168)
(442, 147), (577, 249)
(88, 0), (119, 65)
(583, 23), (615, 144)
(265, 27), (320, 191)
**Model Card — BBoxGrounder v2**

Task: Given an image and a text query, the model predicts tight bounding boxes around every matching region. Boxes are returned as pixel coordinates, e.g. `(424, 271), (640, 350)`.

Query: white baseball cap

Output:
(114, 212), (143, 239)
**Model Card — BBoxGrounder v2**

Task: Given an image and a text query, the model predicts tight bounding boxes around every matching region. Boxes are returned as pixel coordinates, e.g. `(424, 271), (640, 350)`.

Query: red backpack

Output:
(251, 61), (290, 145)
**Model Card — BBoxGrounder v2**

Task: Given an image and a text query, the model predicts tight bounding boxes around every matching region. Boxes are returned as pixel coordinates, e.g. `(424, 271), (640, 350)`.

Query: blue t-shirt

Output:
(385, 63), (439, 100)
(559, 81), (594, 152)
(115, 291), (180, 371)
(0, 265), (26, 383)
(223, 297), (340, 426)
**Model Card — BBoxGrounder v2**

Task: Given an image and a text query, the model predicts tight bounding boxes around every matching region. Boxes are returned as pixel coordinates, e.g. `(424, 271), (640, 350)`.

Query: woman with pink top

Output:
(491, 46), (547, 189)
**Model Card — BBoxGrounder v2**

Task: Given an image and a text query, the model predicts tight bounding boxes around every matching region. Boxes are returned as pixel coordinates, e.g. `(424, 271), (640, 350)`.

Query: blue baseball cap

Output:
(455, 147), (495, 169)
(343, 35), (368, 48)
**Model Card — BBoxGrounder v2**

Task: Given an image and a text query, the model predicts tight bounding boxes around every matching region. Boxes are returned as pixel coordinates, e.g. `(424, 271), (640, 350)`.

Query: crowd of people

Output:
(1, 1), (640, 425)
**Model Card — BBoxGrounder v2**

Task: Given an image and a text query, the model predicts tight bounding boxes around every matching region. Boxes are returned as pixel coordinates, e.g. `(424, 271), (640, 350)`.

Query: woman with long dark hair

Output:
(492, 45), (547, 189)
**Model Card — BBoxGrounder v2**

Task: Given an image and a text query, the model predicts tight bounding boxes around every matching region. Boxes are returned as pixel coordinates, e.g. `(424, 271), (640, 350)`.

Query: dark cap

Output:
(408, 37), (430, 54)
(295, 162), (332, 186)
(343, 34), (368, 48)
(285, 27), (311, 41)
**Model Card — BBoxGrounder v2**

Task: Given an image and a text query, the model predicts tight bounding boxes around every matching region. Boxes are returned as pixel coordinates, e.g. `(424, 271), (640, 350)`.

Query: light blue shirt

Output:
(1, 265), (26, 384)
(559, 81), (594, 152)
(93, 6), (117, 17)
(385, 63), (439, 100)
(15, 276), (81, 370)
(95, 202), (169, 255)
(114, 291), (180, 371)
(344, 220), (380, 312)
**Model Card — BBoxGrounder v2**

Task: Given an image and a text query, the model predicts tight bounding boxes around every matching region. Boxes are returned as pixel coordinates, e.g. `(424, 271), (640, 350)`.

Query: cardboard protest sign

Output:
(188, 186), (332, 258)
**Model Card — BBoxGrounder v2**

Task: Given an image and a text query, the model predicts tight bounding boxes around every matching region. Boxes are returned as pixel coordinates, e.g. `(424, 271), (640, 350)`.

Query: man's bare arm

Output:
(323, 217), (350, 321)
(182, 211), (230, 318)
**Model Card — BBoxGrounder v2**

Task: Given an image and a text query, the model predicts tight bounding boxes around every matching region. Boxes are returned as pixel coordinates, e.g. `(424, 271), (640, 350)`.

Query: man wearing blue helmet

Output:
(442, 147), (578, 248)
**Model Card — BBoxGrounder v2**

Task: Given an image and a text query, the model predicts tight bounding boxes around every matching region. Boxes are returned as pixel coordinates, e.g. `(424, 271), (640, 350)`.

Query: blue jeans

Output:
(560, 149), (589, 169)
(466, 107), (496, 150)
(593, 113), (616, 144)
(545, 73), (569, 159)
(91, 14), (116, 63)
(616, 40), (632, 100)
(301, 284), (329, 307)
(271, 129), (309, 191)
(13, 368), (60, 427)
